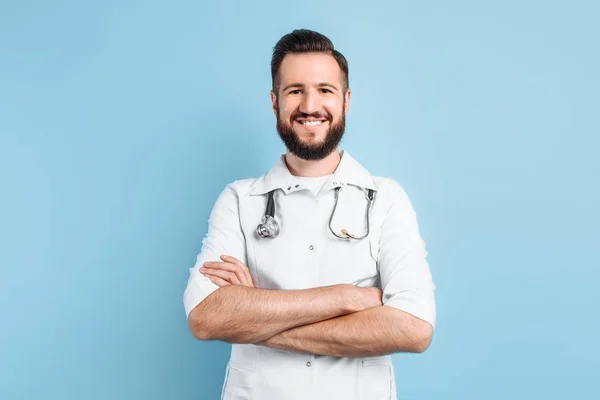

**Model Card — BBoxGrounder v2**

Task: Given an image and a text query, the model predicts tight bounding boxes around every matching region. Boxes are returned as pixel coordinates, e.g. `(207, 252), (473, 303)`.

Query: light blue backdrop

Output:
(1, 1), (598, 399)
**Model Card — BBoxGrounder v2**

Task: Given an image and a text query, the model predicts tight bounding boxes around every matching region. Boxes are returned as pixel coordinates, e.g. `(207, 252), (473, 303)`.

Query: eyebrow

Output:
(282, 82), (339, 92)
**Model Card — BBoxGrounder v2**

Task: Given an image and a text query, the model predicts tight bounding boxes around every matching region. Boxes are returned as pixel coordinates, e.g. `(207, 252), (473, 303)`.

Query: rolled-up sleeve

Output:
(378, 180), (436, 329)
(183, 183), (247, 319)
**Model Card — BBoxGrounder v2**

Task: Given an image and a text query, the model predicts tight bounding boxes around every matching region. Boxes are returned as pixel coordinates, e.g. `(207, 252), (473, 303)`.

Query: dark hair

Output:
(271, 29), (349, 94)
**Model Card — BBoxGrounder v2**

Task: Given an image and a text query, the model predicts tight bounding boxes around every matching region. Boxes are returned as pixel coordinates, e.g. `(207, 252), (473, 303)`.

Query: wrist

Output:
(339, 284), (360, 313)
(258, 330), (284, 348)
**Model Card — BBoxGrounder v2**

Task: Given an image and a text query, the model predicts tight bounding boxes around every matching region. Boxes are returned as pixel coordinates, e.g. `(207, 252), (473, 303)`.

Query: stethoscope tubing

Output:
(328, 187), (374, 240)
(257, 186), (375, 240)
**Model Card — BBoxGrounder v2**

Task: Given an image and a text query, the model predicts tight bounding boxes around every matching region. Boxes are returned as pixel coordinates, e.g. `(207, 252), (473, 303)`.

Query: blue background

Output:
(1, 1), (598, 399)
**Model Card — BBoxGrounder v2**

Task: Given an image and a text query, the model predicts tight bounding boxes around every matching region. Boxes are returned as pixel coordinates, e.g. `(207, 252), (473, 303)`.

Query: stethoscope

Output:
(256, 187), (376, 240)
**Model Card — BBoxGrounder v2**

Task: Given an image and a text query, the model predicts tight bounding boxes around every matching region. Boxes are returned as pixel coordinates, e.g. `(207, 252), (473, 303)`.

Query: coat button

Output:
(306, 361), (311, 367)
(309, 245), (314, 250)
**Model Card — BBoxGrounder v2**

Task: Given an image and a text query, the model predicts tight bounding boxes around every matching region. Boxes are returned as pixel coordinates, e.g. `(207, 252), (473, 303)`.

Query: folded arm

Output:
(198, 257), (433, 356)
(255, 305), (433, 357)
(188, 283), (371, 343)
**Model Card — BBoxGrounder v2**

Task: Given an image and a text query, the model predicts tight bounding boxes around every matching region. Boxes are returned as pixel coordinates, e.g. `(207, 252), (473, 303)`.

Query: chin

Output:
(297, 134), (327, 146)
(295, 127), (326, 138)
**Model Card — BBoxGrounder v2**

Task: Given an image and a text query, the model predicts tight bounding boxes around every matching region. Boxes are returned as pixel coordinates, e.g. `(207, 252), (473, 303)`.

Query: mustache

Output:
(291, 111), (331, 120)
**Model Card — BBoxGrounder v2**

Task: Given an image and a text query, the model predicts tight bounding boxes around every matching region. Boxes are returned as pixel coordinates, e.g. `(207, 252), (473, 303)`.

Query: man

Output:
(184, 29), (436, 400)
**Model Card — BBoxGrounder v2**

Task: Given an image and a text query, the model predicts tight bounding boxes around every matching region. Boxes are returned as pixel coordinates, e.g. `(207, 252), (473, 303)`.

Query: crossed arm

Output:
(187, 255), (433, 357)
(254, 302), (432, 357)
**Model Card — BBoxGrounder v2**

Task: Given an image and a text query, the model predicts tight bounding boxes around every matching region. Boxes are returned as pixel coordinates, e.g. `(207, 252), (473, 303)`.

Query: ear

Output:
(344, 88), (351, 114)
(270, 90), (278, 116)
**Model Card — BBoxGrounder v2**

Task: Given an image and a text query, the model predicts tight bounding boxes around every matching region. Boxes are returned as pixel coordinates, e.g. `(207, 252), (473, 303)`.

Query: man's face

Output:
(271, 52), (351, 161)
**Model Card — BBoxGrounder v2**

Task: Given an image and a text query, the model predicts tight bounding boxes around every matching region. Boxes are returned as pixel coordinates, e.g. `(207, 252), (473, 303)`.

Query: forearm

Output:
(256, 305), (433, 357)
(188, 284), (359, 343)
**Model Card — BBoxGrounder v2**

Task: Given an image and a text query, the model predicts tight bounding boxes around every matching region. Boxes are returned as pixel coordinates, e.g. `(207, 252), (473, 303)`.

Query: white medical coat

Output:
(184, 149), (436, 400)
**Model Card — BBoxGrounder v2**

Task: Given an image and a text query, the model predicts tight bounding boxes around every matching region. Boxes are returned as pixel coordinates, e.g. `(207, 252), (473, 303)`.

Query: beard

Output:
(276, 100), (346, 161)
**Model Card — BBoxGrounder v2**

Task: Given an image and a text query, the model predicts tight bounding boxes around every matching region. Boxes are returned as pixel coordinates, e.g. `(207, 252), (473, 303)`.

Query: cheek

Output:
(325, 100), (344, 119)
(278, 101), (294, 119)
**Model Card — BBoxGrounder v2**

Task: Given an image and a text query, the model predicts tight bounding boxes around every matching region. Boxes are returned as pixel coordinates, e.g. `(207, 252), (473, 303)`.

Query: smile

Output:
(295, 119), (327, 128)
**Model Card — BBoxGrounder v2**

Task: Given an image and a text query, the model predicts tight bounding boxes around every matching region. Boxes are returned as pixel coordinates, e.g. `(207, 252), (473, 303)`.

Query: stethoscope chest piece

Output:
(256, 190), (280, 239)
(256, 214), (280, 239)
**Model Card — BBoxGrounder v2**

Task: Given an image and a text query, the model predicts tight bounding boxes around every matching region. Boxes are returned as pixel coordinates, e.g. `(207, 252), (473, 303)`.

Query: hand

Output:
(200, 255), (255, 288)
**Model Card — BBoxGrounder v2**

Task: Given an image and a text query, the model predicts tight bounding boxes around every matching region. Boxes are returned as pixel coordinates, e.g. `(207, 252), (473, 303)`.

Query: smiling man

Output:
(184, 29), (436, 400)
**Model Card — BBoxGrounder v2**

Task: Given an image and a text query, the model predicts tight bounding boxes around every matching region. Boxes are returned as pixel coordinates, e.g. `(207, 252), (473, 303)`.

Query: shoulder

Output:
(209, 178), (261, 215)
(215, 177), (263, 203)
(225, 177), (260, 196)
(371, 176), (417, 213)
(372, 176), (411, 199)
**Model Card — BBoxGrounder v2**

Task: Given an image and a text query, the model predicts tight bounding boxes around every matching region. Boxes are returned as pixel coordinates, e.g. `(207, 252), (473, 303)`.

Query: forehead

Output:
(278, 52), (343, 87)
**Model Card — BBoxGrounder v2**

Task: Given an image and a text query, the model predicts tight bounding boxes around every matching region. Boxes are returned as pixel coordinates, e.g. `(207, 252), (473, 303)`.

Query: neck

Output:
(284, 148), (341, 177)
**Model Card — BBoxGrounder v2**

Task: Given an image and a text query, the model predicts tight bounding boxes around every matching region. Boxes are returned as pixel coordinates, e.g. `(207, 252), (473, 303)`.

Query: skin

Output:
(200, 255), (433, 356)
(188, 52), (433, 356)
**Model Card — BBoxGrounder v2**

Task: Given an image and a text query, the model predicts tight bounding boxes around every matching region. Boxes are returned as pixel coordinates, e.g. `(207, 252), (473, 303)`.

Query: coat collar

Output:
(248, 149), (377, 196)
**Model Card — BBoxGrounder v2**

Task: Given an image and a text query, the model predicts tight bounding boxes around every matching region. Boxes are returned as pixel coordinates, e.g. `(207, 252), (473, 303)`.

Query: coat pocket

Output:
(357, 356), (392, 400)
(222, 363), (255, 400)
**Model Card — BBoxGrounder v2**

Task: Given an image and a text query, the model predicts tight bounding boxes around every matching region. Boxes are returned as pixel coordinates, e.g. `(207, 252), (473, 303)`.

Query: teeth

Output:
(301, 120), (323, 126)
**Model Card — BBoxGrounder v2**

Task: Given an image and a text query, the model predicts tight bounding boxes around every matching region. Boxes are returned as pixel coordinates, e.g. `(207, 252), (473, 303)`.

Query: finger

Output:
(206, 274), (230, 287)
(203, 261), (235, 269)
(203, 269), (238, 285)
(221, 254), (243, 266)
(220, 256), (254, 288)
(205, 261), (250, 287)
(203, 263), (247, 286)
(202, 268), (242, 285)
(220, 255), (251, 285)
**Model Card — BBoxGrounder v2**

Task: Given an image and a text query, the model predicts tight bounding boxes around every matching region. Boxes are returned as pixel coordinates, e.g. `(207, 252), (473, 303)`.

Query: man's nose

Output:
(299, 90), (320, 114)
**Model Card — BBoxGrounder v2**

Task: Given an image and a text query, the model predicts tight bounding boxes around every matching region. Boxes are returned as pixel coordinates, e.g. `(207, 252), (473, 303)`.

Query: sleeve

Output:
(378, 179), (436, 329)
(183, 183), (247, 319)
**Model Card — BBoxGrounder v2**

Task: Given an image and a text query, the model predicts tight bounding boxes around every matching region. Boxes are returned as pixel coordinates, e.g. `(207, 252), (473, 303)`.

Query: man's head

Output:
(270, 29), (351, 161)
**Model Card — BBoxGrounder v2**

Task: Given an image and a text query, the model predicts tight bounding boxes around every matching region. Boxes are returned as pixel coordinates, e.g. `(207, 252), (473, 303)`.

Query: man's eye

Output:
(289, 90), (301, 94)
(320, 88), (331, 93)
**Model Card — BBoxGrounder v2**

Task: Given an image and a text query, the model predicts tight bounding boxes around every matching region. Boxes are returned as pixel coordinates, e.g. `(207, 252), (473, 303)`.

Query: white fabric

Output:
(292, 174), (332, 196)
(183, 149), (436, 400)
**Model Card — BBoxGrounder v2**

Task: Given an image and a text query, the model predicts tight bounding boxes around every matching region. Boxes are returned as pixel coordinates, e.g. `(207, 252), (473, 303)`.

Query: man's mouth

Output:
(295, 119), (328, 128)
